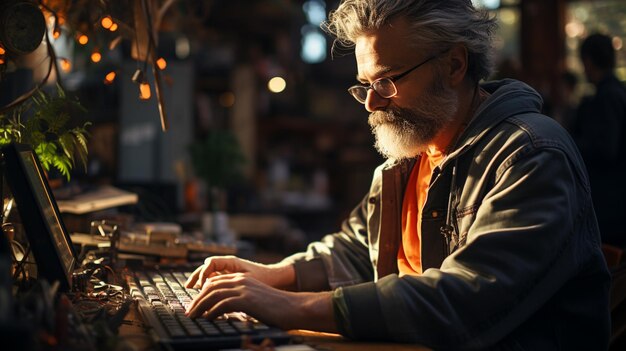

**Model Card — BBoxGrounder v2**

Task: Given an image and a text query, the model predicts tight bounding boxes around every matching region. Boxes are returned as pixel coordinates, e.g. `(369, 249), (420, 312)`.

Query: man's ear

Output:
(447, 44), (468, 86)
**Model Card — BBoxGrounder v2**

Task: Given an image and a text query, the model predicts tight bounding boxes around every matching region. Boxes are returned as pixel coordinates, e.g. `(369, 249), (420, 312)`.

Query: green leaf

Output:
(0, 86), (91, 181)
(58, 133), (75, 162)
(51, 154), (72, 180)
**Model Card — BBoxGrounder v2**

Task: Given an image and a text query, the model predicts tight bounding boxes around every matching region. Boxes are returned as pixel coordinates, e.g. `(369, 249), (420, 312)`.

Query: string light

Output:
(60, 58), (72, 72)
(139, 82), (151, 100)
(156, 57), (167, 70)
(45, 7), (169, 104)
(91, 51), (102, 63)
(104, 71), (116, 85)
(100, 16), (113, 29)
(132, 69), (151, 100)
(77, 34), (89, 45)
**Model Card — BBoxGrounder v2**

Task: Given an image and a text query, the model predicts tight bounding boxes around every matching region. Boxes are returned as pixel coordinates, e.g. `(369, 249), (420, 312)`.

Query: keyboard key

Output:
(167, 327), (186, 338)
(214, 320), (238, 335)
(231, 320), (254, 334)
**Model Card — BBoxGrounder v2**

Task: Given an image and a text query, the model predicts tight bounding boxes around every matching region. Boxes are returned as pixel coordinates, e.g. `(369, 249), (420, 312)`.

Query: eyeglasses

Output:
(348, 54), (439, 104)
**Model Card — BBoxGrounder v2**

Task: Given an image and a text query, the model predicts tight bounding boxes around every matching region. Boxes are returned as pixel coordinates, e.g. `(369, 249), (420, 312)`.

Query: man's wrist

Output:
(268, 263), (296, 290)
(292, 291), (337, 333)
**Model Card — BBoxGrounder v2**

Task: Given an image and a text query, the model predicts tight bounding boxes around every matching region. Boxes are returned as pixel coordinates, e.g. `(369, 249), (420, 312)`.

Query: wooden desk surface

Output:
(289, 329), (431, 351)
(120, 303), (430, 350)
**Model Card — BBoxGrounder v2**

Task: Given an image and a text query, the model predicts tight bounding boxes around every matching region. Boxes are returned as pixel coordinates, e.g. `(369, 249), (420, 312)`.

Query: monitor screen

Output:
(1, 143), (76, 291)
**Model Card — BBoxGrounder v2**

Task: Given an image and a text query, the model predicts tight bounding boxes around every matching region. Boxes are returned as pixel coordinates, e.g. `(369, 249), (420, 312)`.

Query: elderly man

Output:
(186, 1), (610, 349)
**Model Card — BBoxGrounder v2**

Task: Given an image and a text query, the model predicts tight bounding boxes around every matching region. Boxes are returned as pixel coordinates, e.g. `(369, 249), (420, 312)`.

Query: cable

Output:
(12, 244), (32, 283)
(10, 239), (26, 257)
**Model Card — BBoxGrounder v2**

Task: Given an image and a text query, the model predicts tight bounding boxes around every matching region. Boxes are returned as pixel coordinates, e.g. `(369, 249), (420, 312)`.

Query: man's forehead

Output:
(354, 35), (384, 66)
(354, 18), (419, 71)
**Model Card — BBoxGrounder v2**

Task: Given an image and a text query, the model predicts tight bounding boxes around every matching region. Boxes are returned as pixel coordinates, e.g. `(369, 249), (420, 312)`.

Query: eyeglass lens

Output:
(348, 79), (398, 103)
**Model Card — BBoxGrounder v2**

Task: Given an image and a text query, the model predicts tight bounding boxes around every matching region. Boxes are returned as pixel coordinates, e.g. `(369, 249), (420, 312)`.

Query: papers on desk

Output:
(56, 185), (139, 214)
(70, 232), (237, 259)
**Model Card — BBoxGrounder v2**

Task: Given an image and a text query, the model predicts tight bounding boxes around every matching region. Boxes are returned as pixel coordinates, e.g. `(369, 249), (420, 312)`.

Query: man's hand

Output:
(185, 255), (295, 290)
(185, 272), (337, 332)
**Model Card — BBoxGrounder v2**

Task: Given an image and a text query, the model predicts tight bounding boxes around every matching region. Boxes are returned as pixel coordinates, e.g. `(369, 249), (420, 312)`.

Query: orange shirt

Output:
(397, 147), (445, 276)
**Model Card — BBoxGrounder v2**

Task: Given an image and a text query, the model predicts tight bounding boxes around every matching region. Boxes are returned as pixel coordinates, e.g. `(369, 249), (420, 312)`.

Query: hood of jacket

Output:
(446, 79), (545, 161)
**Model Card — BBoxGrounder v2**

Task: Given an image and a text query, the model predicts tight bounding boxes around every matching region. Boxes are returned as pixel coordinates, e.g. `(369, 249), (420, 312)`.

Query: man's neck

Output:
(431, 83), (486, 153)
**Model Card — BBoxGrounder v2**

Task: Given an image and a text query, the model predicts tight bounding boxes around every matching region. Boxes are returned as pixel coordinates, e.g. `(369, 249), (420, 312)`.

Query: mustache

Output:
(368, 108), (404, 126)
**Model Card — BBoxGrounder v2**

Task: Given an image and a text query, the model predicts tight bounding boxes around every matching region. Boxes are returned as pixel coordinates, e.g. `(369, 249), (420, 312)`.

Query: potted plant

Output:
(188, 129), (246, 243)
(0, 84), (90, 181)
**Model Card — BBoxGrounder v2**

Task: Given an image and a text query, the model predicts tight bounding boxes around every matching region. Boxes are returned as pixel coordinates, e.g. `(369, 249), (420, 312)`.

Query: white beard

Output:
(373, 123), (425, 159)
(369, 79), (459, 160)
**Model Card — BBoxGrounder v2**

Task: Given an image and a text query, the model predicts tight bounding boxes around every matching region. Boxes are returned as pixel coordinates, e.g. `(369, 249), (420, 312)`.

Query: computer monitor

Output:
(1, 143), (76, 291)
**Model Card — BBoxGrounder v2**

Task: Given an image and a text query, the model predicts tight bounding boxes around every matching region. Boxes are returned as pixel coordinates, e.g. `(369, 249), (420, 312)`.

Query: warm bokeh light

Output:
(60, 58), (72, 72)
(109, 23), (118, 32)
(77, 34), (89, 45)
(139, 82), (151, 100)
(0, 58), (5, 65)
(156, 57), (167, 70)
(91, 52), (102, 63)
(499, 8), (517, 25)
(0, 46), (5, 55)
(104, 71), (116, 85)
(565, 21), (585, 38)
(613, 36), (623, 51)
(101, 16), (113, 29)
(175, 36), (191, 59)
(53, 28), (61, 39)
(573, 7), (589, 22)
(219, 92), (236, 107)
(617, 67), (626, 82)
(268, 76), (287, 93)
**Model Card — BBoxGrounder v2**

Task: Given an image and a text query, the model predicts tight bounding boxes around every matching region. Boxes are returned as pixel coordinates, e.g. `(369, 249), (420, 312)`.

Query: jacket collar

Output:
(443, 79), (544, 164)
(381, 79), (544, 171)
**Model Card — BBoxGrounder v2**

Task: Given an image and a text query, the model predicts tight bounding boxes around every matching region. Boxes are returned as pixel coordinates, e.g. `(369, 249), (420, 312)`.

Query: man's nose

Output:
(365, 88), (390, 112)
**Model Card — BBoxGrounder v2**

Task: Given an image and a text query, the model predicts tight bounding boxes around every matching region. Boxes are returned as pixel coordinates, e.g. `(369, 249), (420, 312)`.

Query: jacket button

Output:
(369, 197), (376, 204)
(432, 210), (438, 218)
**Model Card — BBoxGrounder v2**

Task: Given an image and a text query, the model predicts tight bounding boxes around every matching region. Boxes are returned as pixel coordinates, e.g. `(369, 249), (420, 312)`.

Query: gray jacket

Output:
(282, 79), (611, 350)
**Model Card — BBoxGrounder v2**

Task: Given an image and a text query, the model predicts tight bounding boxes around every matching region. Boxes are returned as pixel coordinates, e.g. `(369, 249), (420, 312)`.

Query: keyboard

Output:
(126, 269), (292, 350)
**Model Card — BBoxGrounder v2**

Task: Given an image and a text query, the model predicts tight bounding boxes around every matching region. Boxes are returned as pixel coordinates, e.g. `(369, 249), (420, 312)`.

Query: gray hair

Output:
(323, 0), (498, 82)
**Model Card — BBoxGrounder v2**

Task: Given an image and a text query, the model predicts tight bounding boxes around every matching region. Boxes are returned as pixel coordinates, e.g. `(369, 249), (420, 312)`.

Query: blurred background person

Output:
(572, 33), (626, 247)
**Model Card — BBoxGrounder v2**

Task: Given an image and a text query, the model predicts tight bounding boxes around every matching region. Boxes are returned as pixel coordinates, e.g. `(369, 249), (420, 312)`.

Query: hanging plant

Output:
(0, 84), (91, 180)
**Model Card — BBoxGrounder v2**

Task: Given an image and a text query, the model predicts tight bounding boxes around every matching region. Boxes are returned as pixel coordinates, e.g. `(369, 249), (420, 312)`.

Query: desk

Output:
(289, 330), (431, 351)
(119, 303), (430, 351)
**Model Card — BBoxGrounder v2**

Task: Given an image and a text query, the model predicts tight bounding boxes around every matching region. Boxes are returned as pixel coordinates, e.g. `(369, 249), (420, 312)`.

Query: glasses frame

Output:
(348, 54), (439, 104)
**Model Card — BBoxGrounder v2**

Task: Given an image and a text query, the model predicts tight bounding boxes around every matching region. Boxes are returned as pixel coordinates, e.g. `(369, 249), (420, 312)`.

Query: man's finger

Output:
(201, 296), (243, 320)
(187, 274), (241, 313)
(185, 264), (203, 288)
(187, 288), (239, 318)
